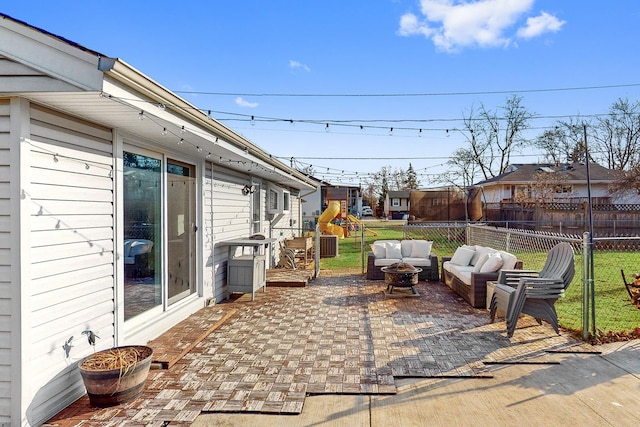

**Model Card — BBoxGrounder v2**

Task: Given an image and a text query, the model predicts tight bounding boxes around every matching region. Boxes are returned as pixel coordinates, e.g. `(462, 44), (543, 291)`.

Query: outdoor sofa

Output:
(441, 245), (522, 308)
(367, 239), (439, 281)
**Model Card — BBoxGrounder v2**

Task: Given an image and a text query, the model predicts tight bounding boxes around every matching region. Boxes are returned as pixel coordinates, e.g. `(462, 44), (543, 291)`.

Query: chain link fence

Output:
(371, 222), (639, 339)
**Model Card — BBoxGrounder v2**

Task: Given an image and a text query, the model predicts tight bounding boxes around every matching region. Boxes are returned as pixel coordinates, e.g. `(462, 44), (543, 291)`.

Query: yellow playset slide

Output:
(347, 215), (378, 236)
(318, 200), (345, 238)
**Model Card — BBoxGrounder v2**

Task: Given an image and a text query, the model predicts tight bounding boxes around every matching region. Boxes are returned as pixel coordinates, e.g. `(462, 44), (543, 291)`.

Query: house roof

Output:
(474, 163), (621, 186)
(0, 13), (316, 191)
(388, 190), (411, 198)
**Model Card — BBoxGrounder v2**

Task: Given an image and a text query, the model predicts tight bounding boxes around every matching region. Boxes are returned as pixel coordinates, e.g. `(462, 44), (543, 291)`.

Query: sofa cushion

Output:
(371, 240), (398, 258)
(470, 246), (497, 266)
(411, 240), (433, 258)
(450, 246), (475, 266)
(371, 242), (386, 258)
(401, 240), (414, 258)
(403, 257), (432, 267)
(498, 251), (518, 270)
(456, 270), (473, 286)
(374, 258), (402, 266)
(385, 241), (403, 259)
(473, 252), (490, 273)
(480, 252), (503, 273)
(446, 262), (474, 277)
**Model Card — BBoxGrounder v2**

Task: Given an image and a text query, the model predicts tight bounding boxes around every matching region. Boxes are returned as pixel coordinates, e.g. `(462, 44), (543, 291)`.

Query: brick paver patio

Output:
(45, 274), (592, 426)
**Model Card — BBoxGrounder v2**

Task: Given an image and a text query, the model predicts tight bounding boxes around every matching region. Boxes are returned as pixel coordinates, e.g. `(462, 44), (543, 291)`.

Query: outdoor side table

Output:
(219, 237), (276, 300)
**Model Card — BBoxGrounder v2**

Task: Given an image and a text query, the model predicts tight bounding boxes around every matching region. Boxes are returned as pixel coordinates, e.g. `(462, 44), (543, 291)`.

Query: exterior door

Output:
(167, 159), (197, 304)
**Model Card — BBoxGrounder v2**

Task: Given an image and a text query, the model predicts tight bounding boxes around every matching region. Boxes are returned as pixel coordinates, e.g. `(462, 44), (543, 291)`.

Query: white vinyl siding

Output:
(209, 164), (253, 302)
(27, 104), (114, 424)
(0, 99), (11, 424)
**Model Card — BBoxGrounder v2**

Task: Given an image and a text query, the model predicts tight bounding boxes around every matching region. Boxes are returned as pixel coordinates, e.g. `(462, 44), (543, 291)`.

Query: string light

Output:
(180, 125), (186, 134)
(138, 110), (145, 120)
(162, 127), (168, 135)
(250, 116), (255, 126)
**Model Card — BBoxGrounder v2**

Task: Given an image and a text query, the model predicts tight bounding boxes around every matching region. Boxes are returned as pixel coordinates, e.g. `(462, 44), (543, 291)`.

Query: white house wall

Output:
(27, 103), (116, 424)
(208, 164), (254, 303)
(0, 99), (12, 425)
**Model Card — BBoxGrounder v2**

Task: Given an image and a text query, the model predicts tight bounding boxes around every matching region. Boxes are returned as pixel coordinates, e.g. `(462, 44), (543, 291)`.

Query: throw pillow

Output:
(480, 253), (503, 273)
(385, 241), (403, 259)
(411, 240), (433, 258)
(450, 246), (475, 266)
(401, 240), (414, 258)
(472, 253), (490, 273)
(371, 243), (386, 258)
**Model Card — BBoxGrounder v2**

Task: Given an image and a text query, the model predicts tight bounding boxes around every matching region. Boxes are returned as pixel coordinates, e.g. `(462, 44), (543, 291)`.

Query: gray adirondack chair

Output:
(489, 242), (575, 337)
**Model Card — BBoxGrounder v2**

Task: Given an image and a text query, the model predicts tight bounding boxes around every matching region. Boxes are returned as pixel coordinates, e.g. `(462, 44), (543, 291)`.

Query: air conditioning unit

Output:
(320, 235), (339, 258)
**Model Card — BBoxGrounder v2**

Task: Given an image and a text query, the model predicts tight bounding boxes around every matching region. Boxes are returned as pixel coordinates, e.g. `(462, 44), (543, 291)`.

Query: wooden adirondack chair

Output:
(489, 242), (575, 337)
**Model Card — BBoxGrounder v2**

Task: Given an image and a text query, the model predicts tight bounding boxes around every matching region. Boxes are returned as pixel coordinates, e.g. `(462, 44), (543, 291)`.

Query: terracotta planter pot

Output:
(79, 345), (153, 407)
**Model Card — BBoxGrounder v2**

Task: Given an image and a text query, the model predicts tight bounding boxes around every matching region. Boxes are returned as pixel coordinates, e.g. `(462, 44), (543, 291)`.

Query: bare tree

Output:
(436, 147), (481, 188)
(610, 164), (640, 196)
(460, 95), (534, 180)
(535, 118), (588, 164)
(591, 97), (640, 171)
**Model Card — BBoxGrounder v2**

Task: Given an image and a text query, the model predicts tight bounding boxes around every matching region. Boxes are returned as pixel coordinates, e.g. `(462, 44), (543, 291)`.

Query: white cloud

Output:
(398, 0), (563, 52)
(235, 97), (259, 108)
(289, 60), (311, 72)
(516, 11), (565, 39)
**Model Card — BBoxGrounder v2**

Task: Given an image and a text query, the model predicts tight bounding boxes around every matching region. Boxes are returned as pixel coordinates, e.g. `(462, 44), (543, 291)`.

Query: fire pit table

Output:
(381, 263), (422, 295)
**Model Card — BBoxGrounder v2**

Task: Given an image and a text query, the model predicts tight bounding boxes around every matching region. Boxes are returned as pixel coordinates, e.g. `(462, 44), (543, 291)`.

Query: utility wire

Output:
(174, 83), (640, 98)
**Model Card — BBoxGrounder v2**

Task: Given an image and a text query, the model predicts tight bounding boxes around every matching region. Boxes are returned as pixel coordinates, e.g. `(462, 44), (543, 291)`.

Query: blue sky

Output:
(4, 1), (640, 187)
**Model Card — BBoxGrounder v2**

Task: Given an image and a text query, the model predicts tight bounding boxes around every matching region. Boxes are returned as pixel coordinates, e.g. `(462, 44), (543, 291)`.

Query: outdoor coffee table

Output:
(381, 264), (422, 295)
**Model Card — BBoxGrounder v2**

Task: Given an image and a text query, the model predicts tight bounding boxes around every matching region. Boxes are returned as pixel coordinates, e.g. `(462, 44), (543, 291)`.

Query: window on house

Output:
(555, 185), (573, 194)
(392, 198), (400, 207)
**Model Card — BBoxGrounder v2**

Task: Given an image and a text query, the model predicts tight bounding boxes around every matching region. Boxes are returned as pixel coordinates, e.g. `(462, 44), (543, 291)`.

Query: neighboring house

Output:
(474, 162), (639, 204)
(301, 180), (362, 226)
(408, 186), (482, 221)
(0, 14), (315, 426)
(300, 176), (326, 229)
(385, 190), (410, 219)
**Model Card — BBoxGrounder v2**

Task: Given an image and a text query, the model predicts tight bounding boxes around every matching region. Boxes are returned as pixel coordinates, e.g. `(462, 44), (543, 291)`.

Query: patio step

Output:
(267, 268), (314, 287)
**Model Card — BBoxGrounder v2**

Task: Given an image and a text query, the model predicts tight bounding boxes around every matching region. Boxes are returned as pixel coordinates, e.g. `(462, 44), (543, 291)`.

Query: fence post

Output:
(582, 232), (591, 341)
(314, 223), (321, 279)
(361, 222), (366, 275)
(505, 231), (511, 253)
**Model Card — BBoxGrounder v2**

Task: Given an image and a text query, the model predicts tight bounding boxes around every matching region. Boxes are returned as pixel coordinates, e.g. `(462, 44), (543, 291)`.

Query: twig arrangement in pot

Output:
(77, 330), (154, 407)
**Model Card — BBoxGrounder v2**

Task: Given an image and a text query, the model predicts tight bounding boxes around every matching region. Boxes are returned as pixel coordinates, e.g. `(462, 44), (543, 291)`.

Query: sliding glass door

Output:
(123, 150), (197, 320)
(123, 151), (162, 320)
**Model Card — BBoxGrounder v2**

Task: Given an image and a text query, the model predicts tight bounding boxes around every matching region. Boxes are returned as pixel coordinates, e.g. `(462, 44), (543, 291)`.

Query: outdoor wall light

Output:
(242, 184), (256, 195)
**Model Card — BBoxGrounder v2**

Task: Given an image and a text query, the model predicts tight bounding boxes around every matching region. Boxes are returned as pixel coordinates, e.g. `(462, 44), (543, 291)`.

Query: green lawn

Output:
(320, 225), (640, 338)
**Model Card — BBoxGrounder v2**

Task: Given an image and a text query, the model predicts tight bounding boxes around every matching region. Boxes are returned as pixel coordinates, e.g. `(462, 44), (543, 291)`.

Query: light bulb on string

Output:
(162, 127), (168, 136)
(251, 116), (255, 126)
(138, 110), (145, 120)
(180, 126), (186, 134)
(418, 129), (422, 137)
(178, 138), (184, 145)
(389, 127), (394, 136)
(325, 123), (330, 133)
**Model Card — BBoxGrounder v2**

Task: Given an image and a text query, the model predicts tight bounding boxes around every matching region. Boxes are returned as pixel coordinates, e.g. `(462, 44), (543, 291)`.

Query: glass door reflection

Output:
(123, 152), (162, 320)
